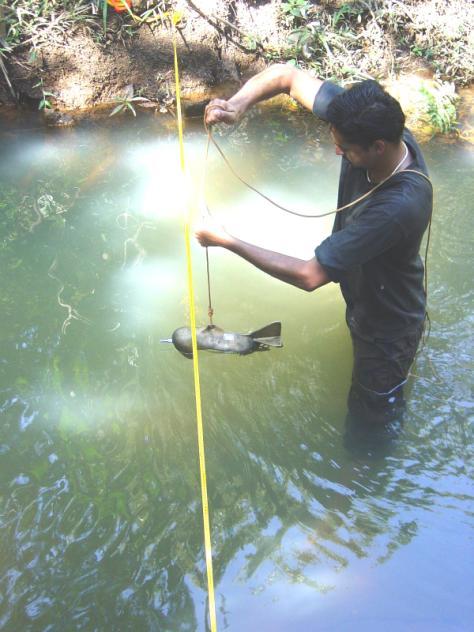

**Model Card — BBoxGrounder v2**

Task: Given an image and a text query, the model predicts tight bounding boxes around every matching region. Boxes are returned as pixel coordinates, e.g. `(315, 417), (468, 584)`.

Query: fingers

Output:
(195, 232), (209, 247)
(194, 219), (210, 246)
(194, 217), (229, 248)
(195, 227), (214, 248)
(204, 99), (238, 126)
(195, 229), (205, 246)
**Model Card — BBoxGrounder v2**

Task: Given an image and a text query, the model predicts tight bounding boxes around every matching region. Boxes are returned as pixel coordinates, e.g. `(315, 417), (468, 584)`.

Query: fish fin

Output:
(249, 322), (281, 338)
(255, 337), (282, 348)
(202, 324), (225, 334)
(250, 321), (282, 347)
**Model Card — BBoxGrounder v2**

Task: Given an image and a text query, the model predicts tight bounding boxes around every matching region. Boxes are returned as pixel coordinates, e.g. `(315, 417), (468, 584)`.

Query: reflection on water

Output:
(0, 113), (473, 631)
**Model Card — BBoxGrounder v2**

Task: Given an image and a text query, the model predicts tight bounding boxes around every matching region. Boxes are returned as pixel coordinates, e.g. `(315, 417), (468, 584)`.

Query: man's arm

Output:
(195, 219), (330, 292)
(205, 64), (323, 126)
(201, 66), (328, 290)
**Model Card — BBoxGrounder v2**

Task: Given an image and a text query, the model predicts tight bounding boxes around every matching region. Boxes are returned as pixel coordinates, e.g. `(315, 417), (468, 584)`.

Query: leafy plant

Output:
(282, 0), (311, 19)
(411, 43), (433, 61)
(242, 35), (259, 52)
(288, 19), (325, 56)
(109, 93), (149, 117)
(332, 3), (363, 28)
(33, 77), (55, 109)
(420, 81), (459, 134)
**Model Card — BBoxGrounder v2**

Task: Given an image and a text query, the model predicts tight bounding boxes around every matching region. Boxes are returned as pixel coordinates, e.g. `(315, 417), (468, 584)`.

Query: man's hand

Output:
(195, 215), (233, 248)
(205, 99), (244, 127)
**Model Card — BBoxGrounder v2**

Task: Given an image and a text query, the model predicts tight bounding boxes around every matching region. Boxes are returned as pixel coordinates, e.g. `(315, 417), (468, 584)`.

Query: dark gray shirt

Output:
(313, 81), (433, 340)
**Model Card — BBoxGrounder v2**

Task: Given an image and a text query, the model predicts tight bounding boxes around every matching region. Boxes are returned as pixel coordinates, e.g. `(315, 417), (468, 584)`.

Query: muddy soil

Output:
(0, 0), (284, 112)
(0, 0), (472, 139)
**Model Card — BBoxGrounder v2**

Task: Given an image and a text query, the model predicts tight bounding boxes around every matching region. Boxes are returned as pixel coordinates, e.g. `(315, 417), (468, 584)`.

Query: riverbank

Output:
(0, 0), (472, 139)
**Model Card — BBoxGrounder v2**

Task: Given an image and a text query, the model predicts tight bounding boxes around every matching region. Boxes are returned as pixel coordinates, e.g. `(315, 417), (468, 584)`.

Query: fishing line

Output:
(205, 246), (214, 325)
(201, 133), (215, 325)
(172, 22), (218, 632)
(203, 112), (432, 217)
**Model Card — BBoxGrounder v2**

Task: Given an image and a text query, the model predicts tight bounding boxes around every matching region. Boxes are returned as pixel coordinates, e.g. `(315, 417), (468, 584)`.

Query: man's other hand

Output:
(195, 215), (232, 248)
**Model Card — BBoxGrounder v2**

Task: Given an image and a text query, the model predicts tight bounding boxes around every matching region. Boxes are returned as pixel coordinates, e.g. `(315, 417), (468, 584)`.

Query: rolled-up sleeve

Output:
(312, 81), (345, 121)
(315, 238), (345, 282)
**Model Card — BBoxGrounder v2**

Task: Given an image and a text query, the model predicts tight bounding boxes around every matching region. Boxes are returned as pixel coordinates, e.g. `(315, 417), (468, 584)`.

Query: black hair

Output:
(327, 80), (405, 149)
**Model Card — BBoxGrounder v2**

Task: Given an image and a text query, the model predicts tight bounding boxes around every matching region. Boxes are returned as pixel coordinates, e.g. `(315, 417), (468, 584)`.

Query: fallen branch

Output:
(0, 48), (17, 100)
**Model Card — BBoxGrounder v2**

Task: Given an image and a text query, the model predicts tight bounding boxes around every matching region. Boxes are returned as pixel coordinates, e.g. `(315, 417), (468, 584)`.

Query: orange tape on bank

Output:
(107, 0), (132, 12)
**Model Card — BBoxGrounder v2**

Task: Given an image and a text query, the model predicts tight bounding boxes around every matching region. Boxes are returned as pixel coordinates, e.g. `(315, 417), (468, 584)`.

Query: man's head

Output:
(327, 80), (405, 168)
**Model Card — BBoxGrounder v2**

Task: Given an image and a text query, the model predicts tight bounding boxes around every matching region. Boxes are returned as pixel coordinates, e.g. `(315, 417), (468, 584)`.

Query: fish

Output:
(161, 322), (282, 358)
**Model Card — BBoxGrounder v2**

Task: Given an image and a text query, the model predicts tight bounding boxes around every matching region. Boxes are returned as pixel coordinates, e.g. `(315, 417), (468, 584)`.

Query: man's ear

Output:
(373, 139), (386, 155)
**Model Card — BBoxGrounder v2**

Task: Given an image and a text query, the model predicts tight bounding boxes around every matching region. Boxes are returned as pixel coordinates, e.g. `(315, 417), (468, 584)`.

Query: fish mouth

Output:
(160, 338), (173, 343)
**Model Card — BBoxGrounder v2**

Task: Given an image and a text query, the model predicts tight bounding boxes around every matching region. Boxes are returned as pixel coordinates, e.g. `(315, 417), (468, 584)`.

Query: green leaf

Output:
(102, 0), (108, 34)
(109, 103), (125, 117)
(39, 98), (52, 110)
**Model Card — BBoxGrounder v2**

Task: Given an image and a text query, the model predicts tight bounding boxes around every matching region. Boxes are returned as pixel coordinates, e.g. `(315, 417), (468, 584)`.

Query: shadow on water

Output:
(0, 114), (473, 630)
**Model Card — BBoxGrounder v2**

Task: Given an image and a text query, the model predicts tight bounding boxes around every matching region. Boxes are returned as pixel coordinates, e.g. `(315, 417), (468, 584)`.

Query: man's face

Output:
(330, 126), (377, 169)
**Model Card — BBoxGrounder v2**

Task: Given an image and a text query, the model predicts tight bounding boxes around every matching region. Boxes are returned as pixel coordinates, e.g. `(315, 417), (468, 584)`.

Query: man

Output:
(196, 64), (432, 430)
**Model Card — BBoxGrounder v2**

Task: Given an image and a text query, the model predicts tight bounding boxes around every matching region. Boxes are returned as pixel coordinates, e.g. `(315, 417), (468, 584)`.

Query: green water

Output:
(0, 112), (473, 631)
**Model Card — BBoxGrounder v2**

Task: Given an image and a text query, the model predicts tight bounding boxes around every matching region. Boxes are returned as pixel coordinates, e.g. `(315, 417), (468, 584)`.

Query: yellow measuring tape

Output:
(172, 23), (218, 632)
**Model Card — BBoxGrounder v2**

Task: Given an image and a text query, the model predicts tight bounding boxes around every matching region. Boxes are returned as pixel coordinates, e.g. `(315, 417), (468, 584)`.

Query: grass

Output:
(276, 0), (473, 87)
(0, 1), (173, 52)
(1, 1), (96, 50)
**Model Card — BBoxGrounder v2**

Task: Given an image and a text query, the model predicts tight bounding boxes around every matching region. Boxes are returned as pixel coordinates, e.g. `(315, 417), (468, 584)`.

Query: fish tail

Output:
(250, 321), (283, 348)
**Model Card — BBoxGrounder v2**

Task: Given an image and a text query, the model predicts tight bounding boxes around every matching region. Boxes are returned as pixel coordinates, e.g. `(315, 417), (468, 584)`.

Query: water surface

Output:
(0, 112), (473, 631)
